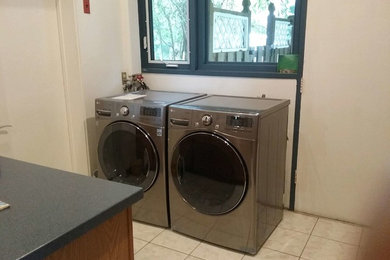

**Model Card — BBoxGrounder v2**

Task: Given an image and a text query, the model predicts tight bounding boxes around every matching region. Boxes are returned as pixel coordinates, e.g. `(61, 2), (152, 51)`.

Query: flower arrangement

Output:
(123, 73), (149, 92)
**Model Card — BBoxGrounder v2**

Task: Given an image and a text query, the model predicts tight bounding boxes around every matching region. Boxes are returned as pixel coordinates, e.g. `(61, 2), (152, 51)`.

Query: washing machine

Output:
(95, 90), (205, 227)
(168, 95), (290, 254)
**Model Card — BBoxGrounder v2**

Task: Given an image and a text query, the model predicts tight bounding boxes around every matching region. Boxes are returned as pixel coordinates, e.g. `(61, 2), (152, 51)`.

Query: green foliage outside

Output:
(150, 0), (295, 61)
(151, 0), (188, 61)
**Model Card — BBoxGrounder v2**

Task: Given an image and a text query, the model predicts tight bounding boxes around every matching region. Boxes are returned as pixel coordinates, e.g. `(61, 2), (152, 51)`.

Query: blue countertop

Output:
(0, 157), (143, 260)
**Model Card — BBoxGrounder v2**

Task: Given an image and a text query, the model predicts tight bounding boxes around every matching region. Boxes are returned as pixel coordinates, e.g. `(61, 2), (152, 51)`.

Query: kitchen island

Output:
(0, 157), (143, 260)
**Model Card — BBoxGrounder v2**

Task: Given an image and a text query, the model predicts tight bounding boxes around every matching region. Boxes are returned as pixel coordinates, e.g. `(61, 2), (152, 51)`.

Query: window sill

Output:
(141, 67), (298, 79)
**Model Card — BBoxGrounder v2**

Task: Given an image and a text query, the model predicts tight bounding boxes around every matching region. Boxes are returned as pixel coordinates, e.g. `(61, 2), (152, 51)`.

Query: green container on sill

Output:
(277, 54), (298, 73)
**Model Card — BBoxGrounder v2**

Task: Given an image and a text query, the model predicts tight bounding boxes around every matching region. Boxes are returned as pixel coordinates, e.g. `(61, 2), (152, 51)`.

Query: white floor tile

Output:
(243, 248), (299, 259)
(135, 243), (187, 260)
(356, 246), (368, 260)
(185, 256), (204, 260)
(263, 227), (309, 256)
(301, 236), (358, 260)
(358, 227), (374, 247)
(132, 221), (165, 242)
(191, 242), (244, 260)
(312, 218), (362, 245)
(279, 210), (318, 234)
(132, 213), (364, 260)
(133, 238), (148, 254)
(151, 229), (201, 254)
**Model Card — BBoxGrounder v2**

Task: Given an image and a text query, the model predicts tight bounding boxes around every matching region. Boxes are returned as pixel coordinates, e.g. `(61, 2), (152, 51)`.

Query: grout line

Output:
(310, 234), (361, 247)
(148, 240), (197, 256)
(133, 239), (149, 255)
(314, 215), (364, 228)
(299, 216), (319, 258)
(277, 223), (317, 235)
(188, 241), (246, 260)
(187, 241), (202, 257)
(286, 209), (365, 228)
(132, 221), (167, 241)
(134, 241), (150, 257)
(135, 222), (206, 258)
(260, 246), (302, 258)
(133, 237), (150, 243)
(152, 228), (203, 256)
(262, 245), (302, 258)
(357, 226), (365, 246)
(149, 228), (167, 244)
(186, 254), (206, 260)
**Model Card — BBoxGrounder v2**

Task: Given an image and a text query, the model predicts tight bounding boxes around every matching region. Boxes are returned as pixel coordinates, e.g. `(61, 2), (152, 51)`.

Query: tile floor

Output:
(133, 210), (365, 260)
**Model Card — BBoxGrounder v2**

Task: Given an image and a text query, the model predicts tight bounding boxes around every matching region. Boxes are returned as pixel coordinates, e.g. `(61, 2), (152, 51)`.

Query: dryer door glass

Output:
(171, 132), (247, 215)
(98, 122), (158, 191)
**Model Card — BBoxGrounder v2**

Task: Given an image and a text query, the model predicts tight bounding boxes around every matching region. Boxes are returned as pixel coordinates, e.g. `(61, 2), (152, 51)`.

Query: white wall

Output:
(74, 0), (135, 173)
(296, 0), (390, 224)
(75, 0), (126, 117)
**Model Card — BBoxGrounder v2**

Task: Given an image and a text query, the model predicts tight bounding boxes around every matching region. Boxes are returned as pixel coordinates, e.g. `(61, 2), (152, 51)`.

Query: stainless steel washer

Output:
(95, 90), (205, 227)
(168, 95), (289, 254)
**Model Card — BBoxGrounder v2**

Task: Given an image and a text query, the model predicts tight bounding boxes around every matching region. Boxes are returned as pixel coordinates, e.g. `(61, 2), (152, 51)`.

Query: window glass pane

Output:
(209, 0), (295, 63)
(148, 0), (189, 63)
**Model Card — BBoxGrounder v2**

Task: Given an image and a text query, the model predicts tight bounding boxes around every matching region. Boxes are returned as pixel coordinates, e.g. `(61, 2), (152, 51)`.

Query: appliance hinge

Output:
(294, 170), (297, 184)
(143, 36), (148, 50)
(299, 78), (304, 94)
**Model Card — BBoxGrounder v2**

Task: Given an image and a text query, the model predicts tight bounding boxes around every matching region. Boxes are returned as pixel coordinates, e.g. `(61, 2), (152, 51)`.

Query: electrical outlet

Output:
(83, 0), (90, 14)
(121, 72), (127, 85)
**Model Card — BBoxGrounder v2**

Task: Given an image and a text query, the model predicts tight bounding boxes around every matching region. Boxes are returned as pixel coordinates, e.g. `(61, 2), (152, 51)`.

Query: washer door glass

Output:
(98, 121), (158, 191)
(171, 132), (247, 215)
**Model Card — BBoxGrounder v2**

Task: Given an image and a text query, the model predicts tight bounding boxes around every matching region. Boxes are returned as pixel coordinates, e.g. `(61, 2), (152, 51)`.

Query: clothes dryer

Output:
(168, 95), (289, 254)
(95, 90), (205, 227)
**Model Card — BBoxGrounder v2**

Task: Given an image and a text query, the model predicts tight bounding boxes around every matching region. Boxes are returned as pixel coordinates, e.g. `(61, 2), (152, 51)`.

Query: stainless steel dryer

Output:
(168, 95), (289, 254)
(95, 90), (205, 227)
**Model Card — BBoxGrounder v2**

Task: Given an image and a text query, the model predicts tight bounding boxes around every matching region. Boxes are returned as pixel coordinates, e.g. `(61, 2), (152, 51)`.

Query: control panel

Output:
(95, 99), (164, 126)
(226, 115), (253, 128)
(140, 106), (161, 117)
(169, 108), (257, 137)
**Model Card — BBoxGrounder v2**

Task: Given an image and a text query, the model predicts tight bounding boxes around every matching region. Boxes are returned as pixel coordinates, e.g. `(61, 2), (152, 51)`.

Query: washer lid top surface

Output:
(171, 95), (290, 116)
(98, 90), (205, 107)
(139, 90), (205, 104)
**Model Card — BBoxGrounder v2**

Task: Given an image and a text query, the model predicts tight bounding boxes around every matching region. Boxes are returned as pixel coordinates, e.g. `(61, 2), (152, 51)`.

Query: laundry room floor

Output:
(133, 210), (367, 260)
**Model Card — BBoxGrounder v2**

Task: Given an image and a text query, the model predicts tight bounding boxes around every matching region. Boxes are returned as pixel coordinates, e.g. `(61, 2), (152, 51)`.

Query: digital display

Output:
(226, 116), (253, 128)
(140, 106), (161, 117)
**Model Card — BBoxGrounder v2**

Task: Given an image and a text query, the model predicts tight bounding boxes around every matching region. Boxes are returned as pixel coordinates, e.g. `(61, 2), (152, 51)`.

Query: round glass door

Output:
(98, 121), (158, 191)
(171, 132), (247, 215)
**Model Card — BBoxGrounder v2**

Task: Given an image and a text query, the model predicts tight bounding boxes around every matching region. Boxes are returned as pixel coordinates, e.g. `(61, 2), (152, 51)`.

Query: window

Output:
(146, 0), (190, 64)
(138, 0), (307, 78)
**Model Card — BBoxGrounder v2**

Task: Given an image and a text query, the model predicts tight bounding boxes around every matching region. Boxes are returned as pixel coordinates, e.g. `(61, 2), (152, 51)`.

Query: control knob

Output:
(201, 114), (212, 126)
(120, 106), (129, 116)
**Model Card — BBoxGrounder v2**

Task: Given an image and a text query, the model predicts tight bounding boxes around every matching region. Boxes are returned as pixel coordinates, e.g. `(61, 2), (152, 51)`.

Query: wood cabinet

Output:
(46, 208), (134, 260)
